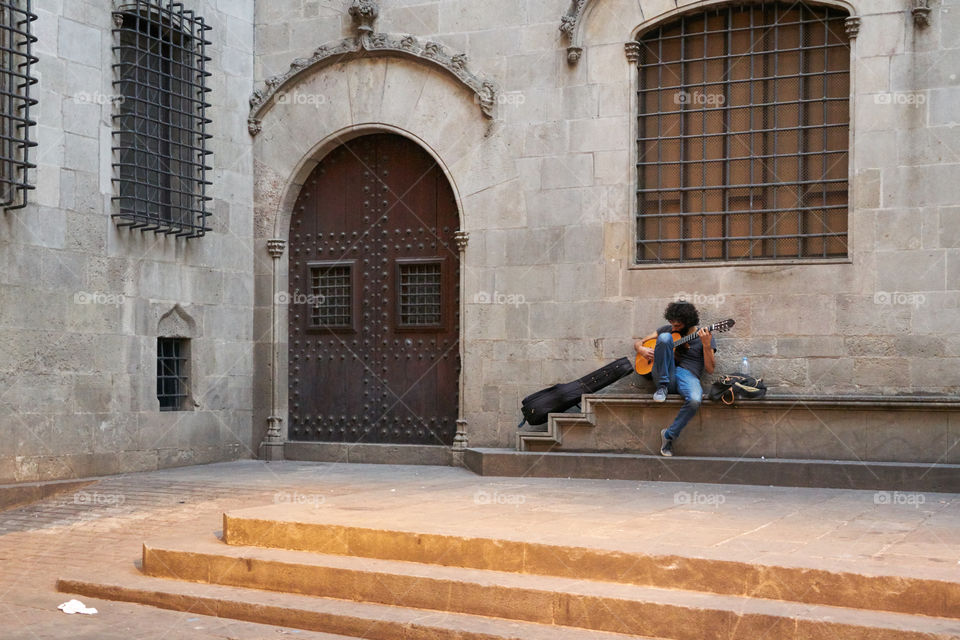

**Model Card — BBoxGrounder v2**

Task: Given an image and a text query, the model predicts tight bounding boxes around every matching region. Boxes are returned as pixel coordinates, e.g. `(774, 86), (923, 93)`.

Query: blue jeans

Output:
(652, 332), (703, 440)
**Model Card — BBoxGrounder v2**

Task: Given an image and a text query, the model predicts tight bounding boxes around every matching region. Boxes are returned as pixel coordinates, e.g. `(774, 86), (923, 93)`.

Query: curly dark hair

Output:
(664, 301), (699, 330)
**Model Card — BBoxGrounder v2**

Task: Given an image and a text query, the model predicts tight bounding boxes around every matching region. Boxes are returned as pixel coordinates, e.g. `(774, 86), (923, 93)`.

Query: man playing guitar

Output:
(634, 301), (716, 457)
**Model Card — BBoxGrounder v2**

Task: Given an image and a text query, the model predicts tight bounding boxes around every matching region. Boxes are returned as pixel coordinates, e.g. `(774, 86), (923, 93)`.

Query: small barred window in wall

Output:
(0, 1), (37, 211)
(112, 0), (212, 238)
(634, 3), (850, 263)
(157, 337), (189, 411)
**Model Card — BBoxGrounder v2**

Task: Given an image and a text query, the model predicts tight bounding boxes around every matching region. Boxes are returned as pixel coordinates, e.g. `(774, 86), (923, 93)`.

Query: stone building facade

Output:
(2, 0), (958, 483)
(0, 0), (255, 484)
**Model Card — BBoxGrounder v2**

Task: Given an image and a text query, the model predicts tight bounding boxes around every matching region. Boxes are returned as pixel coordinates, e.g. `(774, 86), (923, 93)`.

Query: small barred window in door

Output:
(310, 264), (352, 328)
(398, 262), (442, 327)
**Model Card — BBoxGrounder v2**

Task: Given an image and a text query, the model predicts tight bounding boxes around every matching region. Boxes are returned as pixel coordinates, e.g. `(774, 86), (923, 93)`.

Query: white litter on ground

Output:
(57, 599), (98, 615)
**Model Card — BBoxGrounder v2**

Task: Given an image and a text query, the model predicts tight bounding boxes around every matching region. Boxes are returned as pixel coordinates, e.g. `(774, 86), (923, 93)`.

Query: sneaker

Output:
(653, 385), (668, 403)
(660, 429), (674, 457)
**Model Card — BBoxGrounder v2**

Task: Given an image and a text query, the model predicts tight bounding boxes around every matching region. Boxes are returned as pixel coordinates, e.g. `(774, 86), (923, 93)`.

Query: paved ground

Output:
(1, 460), (958, 639)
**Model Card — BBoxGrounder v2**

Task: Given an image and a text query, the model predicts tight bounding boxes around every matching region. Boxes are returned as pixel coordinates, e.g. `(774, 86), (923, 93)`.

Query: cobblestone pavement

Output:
(1, 460), (958, 639)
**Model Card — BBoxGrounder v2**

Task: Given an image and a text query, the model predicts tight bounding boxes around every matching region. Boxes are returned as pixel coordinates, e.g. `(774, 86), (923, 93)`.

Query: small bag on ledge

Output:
(708, 374), (767, 405)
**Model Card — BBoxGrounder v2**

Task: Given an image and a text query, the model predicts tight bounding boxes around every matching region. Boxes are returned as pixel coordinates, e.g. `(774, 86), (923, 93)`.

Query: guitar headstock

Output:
(709, 318), (735, 334)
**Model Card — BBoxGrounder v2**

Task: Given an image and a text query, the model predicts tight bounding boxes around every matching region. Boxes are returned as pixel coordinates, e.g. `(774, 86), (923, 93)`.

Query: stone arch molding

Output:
(248, 0), (498, 136)
(562, 0), (860, 64)
(157, 304), (198, 338)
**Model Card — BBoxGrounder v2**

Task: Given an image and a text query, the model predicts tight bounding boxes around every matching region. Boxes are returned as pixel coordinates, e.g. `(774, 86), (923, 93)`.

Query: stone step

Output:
(223, 506), (960, 621)
(56, 570), (656, 640)
(466, 447), (960, 493)
(102, 534), (960, 640)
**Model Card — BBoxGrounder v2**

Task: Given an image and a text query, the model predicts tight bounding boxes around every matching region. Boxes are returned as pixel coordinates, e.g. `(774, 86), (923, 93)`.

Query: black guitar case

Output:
(518, 357), (634, 427)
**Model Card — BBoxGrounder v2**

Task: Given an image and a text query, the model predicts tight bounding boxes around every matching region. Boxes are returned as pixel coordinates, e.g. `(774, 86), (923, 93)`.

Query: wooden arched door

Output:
(288, 134), (460, 446)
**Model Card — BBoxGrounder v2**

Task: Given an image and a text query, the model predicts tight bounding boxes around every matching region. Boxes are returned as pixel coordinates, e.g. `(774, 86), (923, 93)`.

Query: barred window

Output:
(398, 261), (442, 328)
(0, 1), (37, 211)
(309, 263), (353, 330)
(634, 3), (850, 263)
(157, 337), (189, 411)
(112, 0), (212, 238)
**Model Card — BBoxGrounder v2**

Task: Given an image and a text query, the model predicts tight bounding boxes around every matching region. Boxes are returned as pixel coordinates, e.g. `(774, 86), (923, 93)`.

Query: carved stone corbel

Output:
(912, 0), (931, 27)
(844, 16), (861, 38)
(349, 0), (379, 34)
(454, 230), (469, 251)
(560, 0), (590, 64)
(624, 42), (641, 64)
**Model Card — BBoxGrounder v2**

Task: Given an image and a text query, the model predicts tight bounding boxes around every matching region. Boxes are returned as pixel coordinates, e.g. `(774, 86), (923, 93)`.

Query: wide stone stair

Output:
(57, 505), (960, 639)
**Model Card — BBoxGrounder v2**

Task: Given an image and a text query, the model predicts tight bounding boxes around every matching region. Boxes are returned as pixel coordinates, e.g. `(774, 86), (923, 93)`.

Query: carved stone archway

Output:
(248, 0), (499, 136)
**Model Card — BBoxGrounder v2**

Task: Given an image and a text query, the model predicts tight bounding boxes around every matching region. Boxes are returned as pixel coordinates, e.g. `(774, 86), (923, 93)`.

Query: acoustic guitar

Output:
(634, 319), (735, 375)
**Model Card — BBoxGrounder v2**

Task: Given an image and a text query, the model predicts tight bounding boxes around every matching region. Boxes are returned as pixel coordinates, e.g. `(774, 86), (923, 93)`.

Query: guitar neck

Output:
(673, 324), (715, 347)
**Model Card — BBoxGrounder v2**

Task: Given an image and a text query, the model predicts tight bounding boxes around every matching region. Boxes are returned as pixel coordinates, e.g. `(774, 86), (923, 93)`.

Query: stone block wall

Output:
(242, 0), (960, 451)
(0, 0), (257, 483)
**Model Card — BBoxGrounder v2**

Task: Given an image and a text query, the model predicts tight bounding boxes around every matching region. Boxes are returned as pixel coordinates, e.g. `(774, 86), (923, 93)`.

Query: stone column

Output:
(260, 238), (287, 461)
(452, 230), (470, 466)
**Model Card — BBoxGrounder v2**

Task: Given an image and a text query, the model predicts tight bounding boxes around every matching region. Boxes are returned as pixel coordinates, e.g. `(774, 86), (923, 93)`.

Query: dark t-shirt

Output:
(657, 324), (716, 379)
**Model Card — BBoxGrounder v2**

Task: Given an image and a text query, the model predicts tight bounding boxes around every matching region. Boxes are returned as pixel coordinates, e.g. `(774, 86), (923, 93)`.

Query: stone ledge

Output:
(466, 448), (960, 493)
(0, 478), (96, 512)
(583, 393), (960, 413)
(518, 393), (960, 463)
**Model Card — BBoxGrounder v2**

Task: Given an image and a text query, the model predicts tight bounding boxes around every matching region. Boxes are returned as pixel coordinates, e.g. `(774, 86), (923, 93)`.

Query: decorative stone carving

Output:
(349, 0), (379, 34)
(560, 0), (591, 64)
(453, 419), (468, 451)
(624, 42), (641, 64)
(454, 230), (469, 251)
(289, 57), (311, 72)
(247, 28), (499, 134)
(423, 41), (444, 59)
(112, 12), (125, 28)
(265, 415), (284, 442)
(912, 0), (931, 28)
(267, 238), (286, 259)
(158, 304), (197, 338)
(844, 16), (861, 38)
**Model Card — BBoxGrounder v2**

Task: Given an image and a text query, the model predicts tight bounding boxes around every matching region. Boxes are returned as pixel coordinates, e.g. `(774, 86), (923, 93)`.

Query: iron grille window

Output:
(398, 261), (442, 327)
(310, 264), (352, 329)
(157, 337), (189, 411)
(635, 3), (850, 263)
(0, 1), (37, 211)
(112, 0), (212, 238)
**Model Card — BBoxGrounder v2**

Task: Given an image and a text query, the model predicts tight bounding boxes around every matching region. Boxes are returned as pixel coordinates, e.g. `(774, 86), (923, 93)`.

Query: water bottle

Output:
(741, 356), (750, 375)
